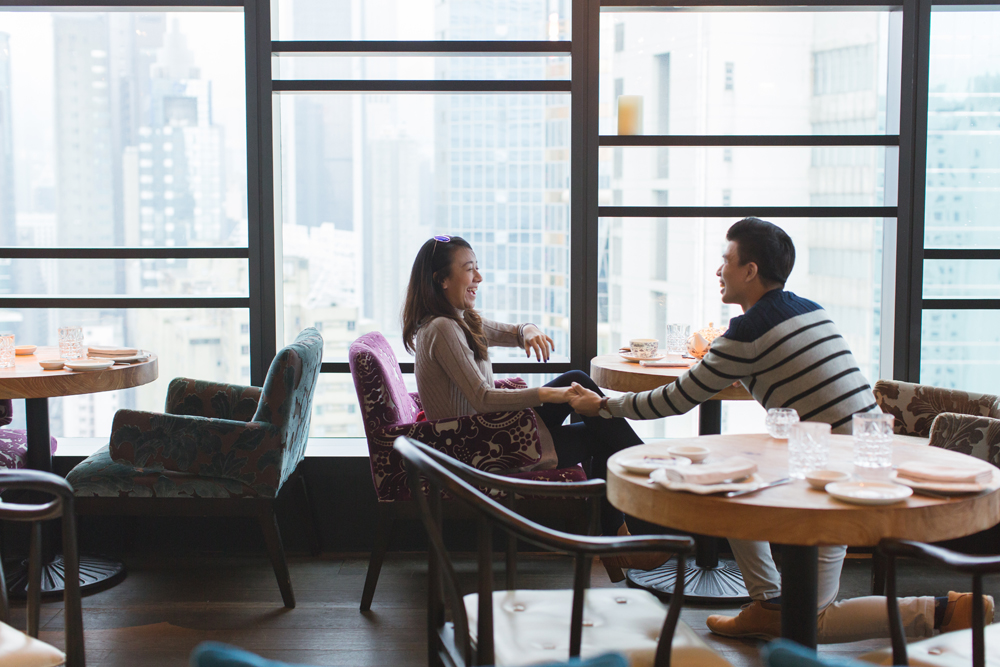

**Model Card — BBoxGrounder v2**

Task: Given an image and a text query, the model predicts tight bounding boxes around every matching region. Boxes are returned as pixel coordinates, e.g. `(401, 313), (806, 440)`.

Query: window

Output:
(724, 62), (734, 92)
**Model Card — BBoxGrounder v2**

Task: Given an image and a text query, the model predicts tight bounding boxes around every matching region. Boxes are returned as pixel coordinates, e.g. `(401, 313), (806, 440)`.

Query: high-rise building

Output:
(0, 32), (14, 297)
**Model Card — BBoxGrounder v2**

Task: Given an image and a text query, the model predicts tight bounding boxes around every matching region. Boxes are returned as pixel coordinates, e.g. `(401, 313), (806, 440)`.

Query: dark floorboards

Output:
(13, 552), (999, 666)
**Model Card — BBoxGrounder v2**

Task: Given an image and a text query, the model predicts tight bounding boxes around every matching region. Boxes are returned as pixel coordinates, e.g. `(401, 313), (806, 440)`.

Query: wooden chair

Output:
(65, 328), (324, 609)
(856, 538), (1000, 667)
(394, 436), (734, 667)
(0, 469), (85, 666)
(349, 331), (590, 612)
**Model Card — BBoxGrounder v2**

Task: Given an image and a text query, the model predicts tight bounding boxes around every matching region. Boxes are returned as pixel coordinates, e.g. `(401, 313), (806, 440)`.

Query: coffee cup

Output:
(628, 338), (659, 359)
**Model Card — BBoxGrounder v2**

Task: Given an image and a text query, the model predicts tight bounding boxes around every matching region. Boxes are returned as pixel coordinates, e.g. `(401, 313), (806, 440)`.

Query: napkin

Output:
(895, 461), (994, 485)
(640, 359), (691, 368)
(660, 456), (758, 485)
(88, 346), (139, 357)
(687, 332), (711, 359)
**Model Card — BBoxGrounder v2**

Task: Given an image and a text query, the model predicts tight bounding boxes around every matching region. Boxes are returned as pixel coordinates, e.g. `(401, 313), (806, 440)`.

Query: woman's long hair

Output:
(402, 236), (489, 362)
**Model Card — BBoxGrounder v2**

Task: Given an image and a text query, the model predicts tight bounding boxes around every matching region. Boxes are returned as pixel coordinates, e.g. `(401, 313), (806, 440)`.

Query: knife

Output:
(726, 477), (792, 498)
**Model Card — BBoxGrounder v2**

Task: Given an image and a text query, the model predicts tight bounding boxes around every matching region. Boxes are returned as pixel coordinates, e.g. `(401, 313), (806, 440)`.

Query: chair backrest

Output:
(0, 399), (11, 427)
(873, 380), (1000, 437)
(0, 469), (85, 667)
(349, 332), (420, 436)
(252, 328), (324, 488)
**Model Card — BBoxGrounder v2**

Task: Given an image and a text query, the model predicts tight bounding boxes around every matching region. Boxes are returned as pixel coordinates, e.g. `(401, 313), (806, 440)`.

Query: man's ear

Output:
(744, 262), (760, 283)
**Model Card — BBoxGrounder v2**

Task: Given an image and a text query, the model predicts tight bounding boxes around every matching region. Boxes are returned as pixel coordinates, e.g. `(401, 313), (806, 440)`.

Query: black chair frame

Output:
(395, 436), (696, 667)
(881, 537), (999, 667)
(0, 469), (85, 666)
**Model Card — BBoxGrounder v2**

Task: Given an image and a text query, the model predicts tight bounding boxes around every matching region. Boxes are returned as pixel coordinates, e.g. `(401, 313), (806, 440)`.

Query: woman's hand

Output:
(523, 325), (554, 362)
(538, 386), (574, 404)
(568, 383), (603, 417)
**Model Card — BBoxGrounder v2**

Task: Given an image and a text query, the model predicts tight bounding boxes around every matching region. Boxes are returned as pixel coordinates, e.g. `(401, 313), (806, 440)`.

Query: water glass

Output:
(788, 422), (831, 479)
(0, 334), (14, 369)
(765, 407), (799, 439)
(666, 323), (690, 355)
(58, 326), (84, 360)
(853, 413), (895, 468)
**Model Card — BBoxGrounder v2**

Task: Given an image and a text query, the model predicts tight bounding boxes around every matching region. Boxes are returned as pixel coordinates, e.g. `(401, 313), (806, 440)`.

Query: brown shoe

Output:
(600, 524), (672, 583)
(707, 600), (783, 640)
(940, 591), (995, 633)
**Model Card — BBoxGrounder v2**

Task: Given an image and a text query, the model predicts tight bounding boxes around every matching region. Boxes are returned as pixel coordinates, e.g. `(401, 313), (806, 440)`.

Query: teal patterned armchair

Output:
(66, 328), (324, 608)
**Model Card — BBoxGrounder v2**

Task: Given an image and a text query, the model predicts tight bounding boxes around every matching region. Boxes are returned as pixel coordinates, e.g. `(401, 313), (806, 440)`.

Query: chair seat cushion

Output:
(0, 431), (57, 470)
(858, 622), (1000, 666)
(463, 588), (733, 667)
(0, 620), (65, 667)
(66, 446), (261, 499)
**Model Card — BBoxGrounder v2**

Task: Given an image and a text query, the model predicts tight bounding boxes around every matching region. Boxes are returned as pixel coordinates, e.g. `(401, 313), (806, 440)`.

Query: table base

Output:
(626, 556), (751, 604)
(6, 554), (126, 598)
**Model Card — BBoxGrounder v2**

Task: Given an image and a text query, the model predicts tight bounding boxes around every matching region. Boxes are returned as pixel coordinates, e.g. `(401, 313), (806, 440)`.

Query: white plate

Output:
(38, 359), (66, 370)
(106, 351), (151, 364)
(619, 352), (666, 363)
(825, 481), (913, 505)
(65, 359), (114, 372)
(619, 455), (692, 475)
(14, 345), (36, 355)
(890, 471), (992, 495)
(650, 468), (762, 495)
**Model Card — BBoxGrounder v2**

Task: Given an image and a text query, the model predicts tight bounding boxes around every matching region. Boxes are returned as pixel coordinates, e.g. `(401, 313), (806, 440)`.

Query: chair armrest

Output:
(880, 538), (1000, 576)
(0, 469), (74, 521)
(165, 377), (262, 422)
(928, 412), (1000, 465)
(409, 392), (423, 411)
(494, 377), (526, 390)
(109, 410), (283, 490)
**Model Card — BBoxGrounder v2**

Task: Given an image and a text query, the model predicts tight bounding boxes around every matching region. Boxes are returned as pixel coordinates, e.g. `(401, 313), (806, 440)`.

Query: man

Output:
(569, 218), (992, 642)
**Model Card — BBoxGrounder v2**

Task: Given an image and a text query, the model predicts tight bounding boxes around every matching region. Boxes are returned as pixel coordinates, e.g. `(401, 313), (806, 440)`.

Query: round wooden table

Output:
(608, 434), (1000, 648)
(0, 346), (158, 594)
(591, 353), (755, 602)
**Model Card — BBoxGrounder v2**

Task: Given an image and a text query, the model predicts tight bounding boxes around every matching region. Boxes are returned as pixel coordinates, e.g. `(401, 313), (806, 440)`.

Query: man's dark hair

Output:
(725, 217), (796, 287)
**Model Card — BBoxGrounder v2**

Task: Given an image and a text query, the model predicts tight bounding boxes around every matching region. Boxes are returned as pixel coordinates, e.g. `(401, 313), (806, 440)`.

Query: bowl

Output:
(14, 345), (36, 356)
(667, 444), (710, 463)
(805, 469), (851, 490)
(39, 359), (66, 370)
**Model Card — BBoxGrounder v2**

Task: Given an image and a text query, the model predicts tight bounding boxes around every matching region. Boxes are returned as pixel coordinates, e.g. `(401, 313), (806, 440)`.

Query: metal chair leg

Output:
(258, 505), (295, 609)
(360, 503), (394, 612)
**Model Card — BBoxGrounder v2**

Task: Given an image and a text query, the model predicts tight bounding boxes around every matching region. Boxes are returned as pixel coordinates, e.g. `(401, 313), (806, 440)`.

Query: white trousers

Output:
(729, 539), (937, 643)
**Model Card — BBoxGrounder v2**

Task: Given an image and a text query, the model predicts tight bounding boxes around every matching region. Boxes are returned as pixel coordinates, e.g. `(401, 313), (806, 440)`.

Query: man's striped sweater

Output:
(606, 290), (879, 434)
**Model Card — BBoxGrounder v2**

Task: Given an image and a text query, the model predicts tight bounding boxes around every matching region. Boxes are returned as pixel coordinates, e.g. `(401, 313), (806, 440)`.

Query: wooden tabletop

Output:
(0, 347), (158, 400)
(591, 354), (752, 400)
(607, 433), (1000, 547)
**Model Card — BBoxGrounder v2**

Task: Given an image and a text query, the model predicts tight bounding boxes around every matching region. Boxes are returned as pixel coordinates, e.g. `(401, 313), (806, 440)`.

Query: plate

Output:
(65, 359), (114, 372)
(825, 481), (913, 505)
(14, 345), (36, 355)
(618, 352), (667, 363)
(38, 359), (66, 370)
(106, 351), (151, 364)
(890, 471), (992, 495)
(619, 455), (692, 475)
(650, 468), (762, 495)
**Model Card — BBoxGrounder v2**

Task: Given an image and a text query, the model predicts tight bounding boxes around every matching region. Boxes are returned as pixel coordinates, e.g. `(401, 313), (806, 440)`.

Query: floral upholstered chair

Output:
(66, 328), (324, 608)
(0, 399), (57, 469)
(874, 380), (1000, 467)
(349, 331), (589, 611)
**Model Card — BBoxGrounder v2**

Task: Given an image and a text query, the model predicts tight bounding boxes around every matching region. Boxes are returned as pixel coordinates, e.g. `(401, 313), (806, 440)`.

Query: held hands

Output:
(567, 382), (603, 417)
(523, 325), (555, 362)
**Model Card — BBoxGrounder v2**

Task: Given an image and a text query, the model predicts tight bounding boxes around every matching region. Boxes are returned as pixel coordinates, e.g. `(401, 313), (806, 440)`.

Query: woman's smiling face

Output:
(439, 247), (482, 311)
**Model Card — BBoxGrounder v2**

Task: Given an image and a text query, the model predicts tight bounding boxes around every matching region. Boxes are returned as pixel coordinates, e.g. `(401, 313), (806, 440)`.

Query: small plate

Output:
(619, 352), (666, 363)
(619, 455), (692, 475)
(38, 359), (66, 370)
(14, 345), (36, 356)
(890, 471), (992, 495)
(825, 481), (913, 505)
(805, 469), (852, 490)
(65, 359), (114, 372)
(667, 445), (710, 463)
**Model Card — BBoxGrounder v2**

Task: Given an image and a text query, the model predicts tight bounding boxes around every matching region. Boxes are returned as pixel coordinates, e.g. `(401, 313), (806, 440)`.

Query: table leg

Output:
(8, 398), (125, 597)
(779, 544), (819, 649)
(625, 400), (750, 604)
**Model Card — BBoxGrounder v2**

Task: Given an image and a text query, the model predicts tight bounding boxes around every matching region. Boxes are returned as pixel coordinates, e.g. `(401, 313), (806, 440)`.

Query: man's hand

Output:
(523, 325), (554, 362)
(568, 382), (603, 417)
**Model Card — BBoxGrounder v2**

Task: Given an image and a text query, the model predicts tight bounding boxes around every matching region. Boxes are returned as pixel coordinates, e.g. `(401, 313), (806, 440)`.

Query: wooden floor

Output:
(20, 551), (999, 666)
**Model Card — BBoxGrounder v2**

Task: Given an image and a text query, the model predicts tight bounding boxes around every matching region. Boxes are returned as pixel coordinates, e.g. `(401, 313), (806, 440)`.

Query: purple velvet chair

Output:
(350, 331), (589, 611)
(0, 399), (57, 469)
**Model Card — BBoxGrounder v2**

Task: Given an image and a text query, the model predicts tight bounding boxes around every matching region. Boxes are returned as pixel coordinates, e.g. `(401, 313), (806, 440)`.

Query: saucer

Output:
(825, 481), (912, 505)
(65, 359), (114, 372)
(39, 359), (66, 370)
(15, 345), (36, 355)
(619, 352), (666, 363)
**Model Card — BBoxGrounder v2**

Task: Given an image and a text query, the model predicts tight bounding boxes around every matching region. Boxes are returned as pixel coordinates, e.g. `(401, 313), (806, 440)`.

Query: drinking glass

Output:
(0, 334), (14, 369)
(58, 326), (84, 360)
(765, 407), (799, 439)
(788, 422), (831, 479)
(666, 323), (690, 355)
(852, 413), (895, 468)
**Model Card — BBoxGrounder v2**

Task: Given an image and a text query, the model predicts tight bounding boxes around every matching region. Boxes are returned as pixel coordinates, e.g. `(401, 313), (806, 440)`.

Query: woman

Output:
(402, 235), (663, 580)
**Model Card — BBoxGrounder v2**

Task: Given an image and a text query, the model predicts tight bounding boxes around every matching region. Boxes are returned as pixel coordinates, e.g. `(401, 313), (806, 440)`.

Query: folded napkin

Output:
(660, 456), (758, 485)
(895, 461), (994, 485)
(88, 346), (139, 357)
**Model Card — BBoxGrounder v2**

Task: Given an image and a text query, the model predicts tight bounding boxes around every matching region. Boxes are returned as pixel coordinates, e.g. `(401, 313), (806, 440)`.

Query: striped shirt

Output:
(606, 290), (879, 434)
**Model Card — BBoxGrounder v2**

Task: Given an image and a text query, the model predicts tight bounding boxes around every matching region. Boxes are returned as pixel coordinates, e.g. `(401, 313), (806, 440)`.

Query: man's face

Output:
(716, 240), (751, 305)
